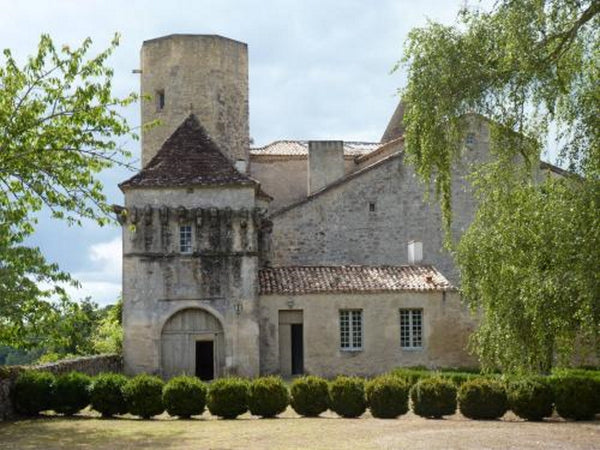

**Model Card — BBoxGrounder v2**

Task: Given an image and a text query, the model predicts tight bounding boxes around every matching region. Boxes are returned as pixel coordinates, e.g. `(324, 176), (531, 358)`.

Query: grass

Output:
(1, 408), (599, 449)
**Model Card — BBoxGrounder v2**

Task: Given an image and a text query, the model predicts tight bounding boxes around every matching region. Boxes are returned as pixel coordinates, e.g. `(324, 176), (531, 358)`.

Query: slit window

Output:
(156, 89), (165, 111)
(369, 202), (376, 212)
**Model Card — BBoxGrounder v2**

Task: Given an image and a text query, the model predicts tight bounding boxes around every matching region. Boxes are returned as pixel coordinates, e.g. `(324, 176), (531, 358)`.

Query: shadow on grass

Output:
(0, 417), (181, 449)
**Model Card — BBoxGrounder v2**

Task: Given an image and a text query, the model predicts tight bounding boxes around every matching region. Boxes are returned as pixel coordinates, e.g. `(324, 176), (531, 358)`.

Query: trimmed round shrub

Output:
(53, 371), (91, 416)
(90, 373), (128, 417)
(162, 375), (207, 418)
(458, 378), (508, 420)
(290, 375), (329, 417)
(13, 371), (55, 416)
(366, 376), (409, 419)
(123, 374), (165, 419)
(507, 378), (554, 421)
(553, 376), (599, 420)
(248, 376), (289, 418)
(328, 376), (366, 418)
(207, 377), (250, 419)
(410, 377), (457, 419)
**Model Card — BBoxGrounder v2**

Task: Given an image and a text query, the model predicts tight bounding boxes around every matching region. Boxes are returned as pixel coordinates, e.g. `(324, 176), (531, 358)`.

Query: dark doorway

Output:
(195, 341), (214, 380)
(291, 324), (304, 375)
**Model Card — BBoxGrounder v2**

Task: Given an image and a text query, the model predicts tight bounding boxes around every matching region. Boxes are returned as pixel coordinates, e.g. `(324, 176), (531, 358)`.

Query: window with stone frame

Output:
(400, 309), (423, 349)
(340, 309), (363, 351)
(179, 224), (193, 253)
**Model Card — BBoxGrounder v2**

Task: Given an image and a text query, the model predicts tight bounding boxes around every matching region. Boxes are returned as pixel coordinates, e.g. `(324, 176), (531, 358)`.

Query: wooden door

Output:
(161, 308), (223, 379)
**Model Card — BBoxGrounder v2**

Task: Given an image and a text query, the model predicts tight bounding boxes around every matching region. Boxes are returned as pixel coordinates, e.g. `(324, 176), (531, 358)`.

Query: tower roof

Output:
(380, 101), (405, 143)
(120, 114), (256, 190)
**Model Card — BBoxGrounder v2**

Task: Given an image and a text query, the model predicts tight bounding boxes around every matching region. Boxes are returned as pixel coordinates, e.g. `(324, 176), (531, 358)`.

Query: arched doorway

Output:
(161, 308), (224, 380)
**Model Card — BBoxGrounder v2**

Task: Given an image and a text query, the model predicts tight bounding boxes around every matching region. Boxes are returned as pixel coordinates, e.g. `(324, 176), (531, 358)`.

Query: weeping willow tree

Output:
(400, 0), (600, 373)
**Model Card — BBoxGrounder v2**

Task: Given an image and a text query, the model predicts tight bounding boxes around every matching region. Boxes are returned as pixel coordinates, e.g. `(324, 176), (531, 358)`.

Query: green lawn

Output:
(1, 409), (598, 449)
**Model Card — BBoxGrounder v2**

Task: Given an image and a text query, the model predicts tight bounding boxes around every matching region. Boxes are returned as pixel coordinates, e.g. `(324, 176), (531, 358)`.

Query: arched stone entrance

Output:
(161, 308), (225, 380)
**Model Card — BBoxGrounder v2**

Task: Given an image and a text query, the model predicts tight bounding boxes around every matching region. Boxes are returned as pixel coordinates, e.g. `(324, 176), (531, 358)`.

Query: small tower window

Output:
(465, 132), (476, 146)
(369, 202), (376, 212)
(179, 225), (192, 253)
(156, 89), (165, 111)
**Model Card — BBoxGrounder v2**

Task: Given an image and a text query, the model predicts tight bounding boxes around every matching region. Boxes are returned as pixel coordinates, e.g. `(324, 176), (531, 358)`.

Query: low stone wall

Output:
(0, 354), (122, 421)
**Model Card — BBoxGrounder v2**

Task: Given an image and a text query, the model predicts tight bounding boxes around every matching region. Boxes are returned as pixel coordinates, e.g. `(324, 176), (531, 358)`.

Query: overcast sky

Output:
(1, 0), (504, 305)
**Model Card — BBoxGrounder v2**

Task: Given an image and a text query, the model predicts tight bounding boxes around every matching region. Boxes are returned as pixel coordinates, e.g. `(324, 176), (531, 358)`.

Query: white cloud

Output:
(69, 236), (122, 305)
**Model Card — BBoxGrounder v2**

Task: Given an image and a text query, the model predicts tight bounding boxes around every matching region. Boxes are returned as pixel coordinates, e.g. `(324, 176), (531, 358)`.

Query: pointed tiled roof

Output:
(120, 114), (256, 189)
(259, 265), (454, 295)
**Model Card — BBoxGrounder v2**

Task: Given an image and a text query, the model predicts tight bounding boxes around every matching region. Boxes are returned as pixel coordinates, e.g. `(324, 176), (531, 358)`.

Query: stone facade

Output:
(120, 193), (266, 378)
(259, 291), (476, 378)
(118, 34), (519, 380)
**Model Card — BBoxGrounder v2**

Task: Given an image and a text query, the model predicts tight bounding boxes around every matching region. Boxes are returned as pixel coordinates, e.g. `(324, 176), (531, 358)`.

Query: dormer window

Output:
(179, 225), (192, 253)
(156, 89), (165, 111)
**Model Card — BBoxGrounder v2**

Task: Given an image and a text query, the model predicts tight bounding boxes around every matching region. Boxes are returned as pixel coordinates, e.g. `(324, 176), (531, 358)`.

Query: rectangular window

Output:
(340, 309), (363, 351)
(400, 309), (423, 349)
(465, 132), (476, 146)
(179, 225), (192, 253)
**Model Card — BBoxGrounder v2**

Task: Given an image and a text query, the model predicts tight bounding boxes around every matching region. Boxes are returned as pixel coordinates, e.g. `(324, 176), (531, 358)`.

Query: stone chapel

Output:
(117, 34), (564, 379)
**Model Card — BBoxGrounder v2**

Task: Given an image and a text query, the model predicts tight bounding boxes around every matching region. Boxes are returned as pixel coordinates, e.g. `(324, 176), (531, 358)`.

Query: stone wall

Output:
(259, 291), (476, 377)
(268, 120), (490, 285)
(0, 354), (121, 421)
(249, 156), (371, 211)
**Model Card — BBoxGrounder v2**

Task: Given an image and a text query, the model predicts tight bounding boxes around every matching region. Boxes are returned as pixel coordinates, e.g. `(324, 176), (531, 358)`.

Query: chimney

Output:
(235, 159), (247, 174)
(408, 241), (423, 265)
(308, 141), (344, 195)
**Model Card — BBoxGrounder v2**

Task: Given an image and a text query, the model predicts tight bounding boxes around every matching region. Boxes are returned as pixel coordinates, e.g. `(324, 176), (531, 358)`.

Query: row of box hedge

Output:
(12, 370), (600, 421)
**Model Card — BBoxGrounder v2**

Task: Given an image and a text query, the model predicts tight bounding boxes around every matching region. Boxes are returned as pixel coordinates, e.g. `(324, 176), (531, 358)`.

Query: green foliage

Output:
(12, 370), (55, 415)
(0, 34), (136, 349)
(457, 379), (508, 420)
(89, 372), (128, 417)
(248, 376), (289, 418)
(52, 371), (91, 415)
(400, 0), (600, 373)
(123, 374), (164, 419)
(328, 376), (367, 418)
(391, 367), (479, 387)
(289, 375), (329, 417)
(91, 298), (123, 354)
(552, 375), (600, 420)
(365, 376), (409, 419)
(507, 377), (554, 421)
(207, 377), (249, 419)
(162, 376), (207, 419)
(458, 175), (600, 373)
(439, 372), (480, 387)
(410, 378), (457, 419)
(389, 368), (433, 386)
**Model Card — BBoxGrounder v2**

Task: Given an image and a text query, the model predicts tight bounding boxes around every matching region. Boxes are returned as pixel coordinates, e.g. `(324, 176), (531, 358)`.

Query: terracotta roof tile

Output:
(250, 140), (379, 158)
(120, 114), (255, 189)
(259, 265), (454, 295)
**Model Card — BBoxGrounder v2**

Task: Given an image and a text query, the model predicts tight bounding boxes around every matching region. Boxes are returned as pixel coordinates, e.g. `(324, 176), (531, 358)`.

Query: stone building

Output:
(118, 34), (562, 379)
